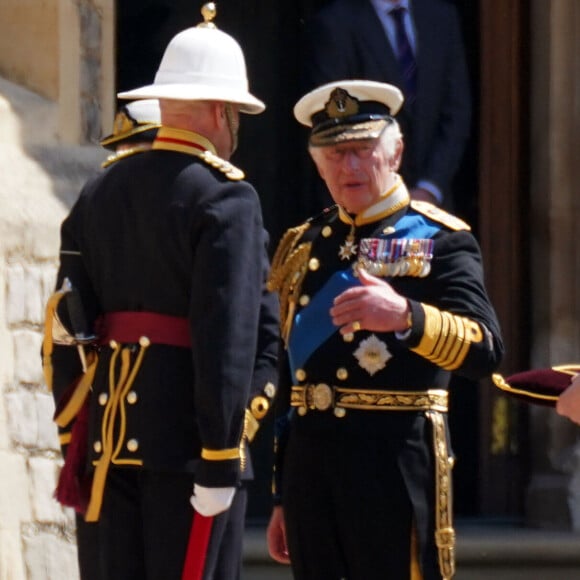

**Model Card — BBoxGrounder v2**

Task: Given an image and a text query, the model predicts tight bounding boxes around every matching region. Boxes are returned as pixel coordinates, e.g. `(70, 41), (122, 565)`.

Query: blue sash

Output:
(288, 269), (359, 375)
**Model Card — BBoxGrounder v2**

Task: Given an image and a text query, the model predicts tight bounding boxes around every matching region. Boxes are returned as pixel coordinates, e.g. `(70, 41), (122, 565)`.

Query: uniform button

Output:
(322, 226), (332, 238)
(343, 333), (355, 343)
(295, 369), (306, 382)
(126, 391), (138, 404)
(93, 441), (102, 453)
(127, 439), (139, 452)
(264, 382), (276, 398)
(336, 368), (348, 380)
(308, 258), (320, 271)
(98, 393), (108, 406)
(299, 295), (310, 306)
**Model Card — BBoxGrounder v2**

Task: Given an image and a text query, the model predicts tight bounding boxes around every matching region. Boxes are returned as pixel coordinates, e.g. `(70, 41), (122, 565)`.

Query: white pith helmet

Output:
(117, 3), (265, 114)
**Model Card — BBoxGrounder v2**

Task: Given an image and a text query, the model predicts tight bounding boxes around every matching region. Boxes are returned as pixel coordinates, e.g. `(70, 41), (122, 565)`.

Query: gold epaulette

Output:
(267, 222), (312, 344)
(267, 222), (310, 292)
(101, 144), (153, 168)
(410, 200), (471, 231)
(198, 150), (245, 181)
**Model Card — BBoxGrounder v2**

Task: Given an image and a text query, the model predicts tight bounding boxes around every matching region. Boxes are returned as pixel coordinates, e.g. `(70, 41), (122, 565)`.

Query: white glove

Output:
(190, 484), (236, 517)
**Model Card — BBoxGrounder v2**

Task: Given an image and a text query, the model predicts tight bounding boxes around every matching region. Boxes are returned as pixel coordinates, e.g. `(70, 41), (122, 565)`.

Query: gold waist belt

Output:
(291, 385), (455, 578)
(291, 385), (448, 417)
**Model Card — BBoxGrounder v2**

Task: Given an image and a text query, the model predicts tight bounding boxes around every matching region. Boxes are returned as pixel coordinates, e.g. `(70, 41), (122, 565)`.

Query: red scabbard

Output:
(182, 512), (214, 580)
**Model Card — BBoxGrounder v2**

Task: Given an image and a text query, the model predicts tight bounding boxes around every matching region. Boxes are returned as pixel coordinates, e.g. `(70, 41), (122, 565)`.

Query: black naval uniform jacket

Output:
(268, 182), (503, 578)
(49, 127), (278, 519)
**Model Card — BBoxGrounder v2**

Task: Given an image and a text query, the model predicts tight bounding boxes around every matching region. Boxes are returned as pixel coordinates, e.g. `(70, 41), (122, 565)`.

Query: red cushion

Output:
(492, 365), (580, 407)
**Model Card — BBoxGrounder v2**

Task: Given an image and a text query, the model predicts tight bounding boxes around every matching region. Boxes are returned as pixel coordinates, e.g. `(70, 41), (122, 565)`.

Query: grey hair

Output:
(379, 119), (403, 158)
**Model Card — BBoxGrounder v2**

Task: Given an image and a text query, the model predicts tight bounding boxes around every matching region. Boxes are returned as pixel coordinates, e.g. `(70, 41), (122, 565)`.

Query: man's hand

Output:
(556, 374), (580, 425)
(267, 506), (291, 564)
(190, 484), (235, 517)
(330, 268), (410, 335)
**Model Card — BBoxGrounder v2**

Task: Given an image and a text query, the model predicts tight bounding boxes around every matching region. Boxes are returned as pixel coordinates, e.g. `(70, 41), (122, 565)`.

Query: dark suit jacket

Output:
(302, 0), (472, 206)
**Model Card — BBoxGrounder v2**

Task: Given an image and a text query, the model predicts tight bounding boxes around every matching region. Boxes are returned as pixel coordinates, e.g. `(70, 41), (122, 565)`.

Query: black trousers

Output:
(282, 416), (441, 580)
(77, 468), (247, 580)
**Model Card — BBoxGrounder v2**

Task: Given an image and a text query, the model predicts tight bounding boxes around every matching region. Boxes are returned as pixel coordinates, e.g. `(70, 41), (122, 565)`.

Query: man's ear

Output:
(213, 102), (227, 129)
(391, 139), (404, 171)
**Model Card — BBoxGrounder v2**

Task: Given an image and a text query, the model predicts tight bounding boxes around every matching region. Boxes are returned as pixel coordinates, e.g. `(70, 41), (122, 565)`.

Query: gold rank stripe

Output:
(412, 304), (483, 370)
(201, 447), (241, 461)
(59, 432), (72, 445)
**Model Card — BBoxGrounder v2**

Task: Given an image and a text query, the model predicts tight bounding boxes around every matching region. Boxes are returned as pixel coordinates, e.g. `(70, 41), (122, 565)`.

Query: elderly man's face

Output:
(312, 138), (399, 214)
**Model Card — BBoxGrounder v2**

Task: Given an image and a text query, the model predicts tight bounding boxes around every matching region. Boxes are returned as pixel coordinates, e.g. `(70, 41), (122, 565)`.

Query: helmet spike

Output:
(198, 3), (217, 29)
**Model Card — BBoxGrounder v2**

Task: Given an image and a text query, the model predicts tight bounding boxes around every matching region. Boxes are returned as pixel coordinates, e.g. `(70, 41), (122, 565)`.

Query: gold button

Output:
(98, 393), (108, 406)
(93, 441), (102, 453)
(250, 396), (269, 419)
(299, 295), (310, 306)
(127, 439), (139, 452)
(295, 369), (306, 382)
(126, 391), (138, 404)
(297, 407), (307, 416)
(336, 368), (348, 380)
(139, 336), (151, 347)
(322, 226), (332, 238)
(308, 258), (320, 271)
(343, 333), (354, 343)
(334, 408), (347, 418)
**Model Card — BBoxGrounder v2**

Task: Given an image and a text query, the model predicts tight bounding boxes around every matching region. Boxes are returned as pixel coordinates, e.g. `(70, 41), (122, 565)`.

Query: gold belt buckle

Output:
(310, 383), (333, 411)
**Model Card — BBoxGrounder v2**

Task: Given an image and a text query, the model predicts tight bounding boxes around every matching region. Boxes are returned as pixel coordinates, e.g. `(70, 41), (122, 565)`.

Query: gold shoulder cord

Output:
(101, 144), (153, 168)
(267, 223), (312, 344)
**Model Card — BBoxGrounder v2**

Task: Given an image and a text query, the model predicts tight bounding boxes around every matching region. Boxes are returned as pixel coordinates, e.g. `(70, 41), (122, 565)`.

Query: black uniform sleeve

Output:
(243, 230), (280, 448)
(400, 230), (504, 379)
(189, 181), (266, 487)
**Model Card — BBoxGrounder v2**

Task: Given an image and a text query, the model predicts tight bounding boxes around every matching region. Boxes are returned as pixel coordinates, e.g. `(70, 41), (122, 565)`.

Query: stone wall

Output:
(0, 0), (59, 100)
(0, 77), (105, 578)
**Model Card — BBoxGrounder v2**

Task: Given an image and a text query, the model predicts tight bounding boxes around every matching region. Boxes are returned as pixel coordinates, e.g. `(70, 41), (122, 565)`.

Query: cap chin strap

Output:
(225, 103), (239, 156)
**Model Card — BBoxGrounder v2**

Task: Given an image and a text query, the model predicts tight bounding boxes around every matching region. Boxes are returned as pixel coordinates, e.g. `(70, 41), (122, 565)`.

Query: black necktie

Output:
(390, 6), (417, 104)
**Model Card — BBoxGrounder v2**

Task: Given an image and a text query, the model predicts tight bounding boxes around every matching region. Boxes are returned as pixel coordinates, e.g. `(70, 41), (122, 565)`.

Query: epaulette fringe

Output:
(267, 223), (312, 344)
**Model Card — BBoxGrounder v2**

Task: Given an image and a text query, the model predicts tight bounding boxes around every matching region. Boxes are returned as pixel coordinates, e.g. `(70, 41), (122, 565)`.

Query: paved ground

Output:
(241, 521), (580, 580)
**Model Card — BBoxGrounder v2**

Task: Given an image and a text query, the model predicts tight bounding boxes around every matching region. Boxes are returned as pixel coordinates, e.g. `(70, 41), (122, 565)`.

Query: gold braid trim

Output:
(201, 448), (241, 460)
(491, 373), (559, 403)
(267, 223), (311, 291)
(85, 339), (149, 522)
(42, 287), (72, 391)
(411, 304), (483, 371)
(426, 410), (456, 579)
(54, 350), (98, 427)
(267, 223), (312, 345)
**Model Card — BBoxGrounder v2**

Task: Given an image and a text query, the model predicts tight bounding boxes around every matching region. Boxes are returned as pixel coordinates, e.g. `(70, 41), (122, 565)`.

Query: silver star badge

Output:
(338, 240), (358, 260)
